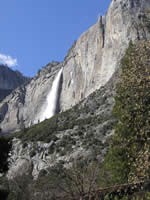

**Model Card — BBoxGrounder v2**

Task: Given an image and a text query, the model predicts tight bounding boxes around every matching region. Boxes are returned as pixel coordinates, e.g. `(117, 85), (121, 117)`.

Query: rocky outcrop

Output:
(0, 65), (29, 101)
(0, 0), (150, 133)
(0, 62), (62, 133)
(7, 70), (118, 180)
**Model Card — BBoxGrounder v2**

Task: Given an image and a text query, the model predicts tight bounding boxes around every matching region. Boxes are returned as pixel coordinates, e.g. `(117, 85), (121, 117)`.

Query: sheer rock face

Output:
(60, 0), (150, 110)
(0, 65), (29, 101)
(60, 19), (105, 110)
(0, 0), (150, 133)
(0, 62), (62, 133)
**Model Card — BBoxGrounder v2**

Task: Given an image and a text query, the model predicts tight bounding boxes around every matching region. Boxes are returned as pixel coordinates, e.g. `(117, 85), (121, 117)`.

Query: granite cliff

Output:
(0, 0), (150, 199)
(7, 71), (117, 180)
(0, 0), (150, 133)
(0, 65), (29, 102)
(2, 41), (150, 200)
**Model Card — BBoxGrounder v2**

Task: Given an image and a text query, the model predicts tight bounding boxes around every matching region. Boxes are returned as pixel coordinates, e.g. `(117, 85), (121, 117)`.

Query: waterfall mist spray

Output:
(38, 67), (63, 122)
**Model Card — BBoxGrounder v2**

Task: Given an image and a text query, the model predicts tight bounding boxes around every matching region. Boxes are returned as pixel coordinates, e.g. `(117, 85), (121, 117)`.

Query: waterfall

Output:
(39, 67), (63, 122)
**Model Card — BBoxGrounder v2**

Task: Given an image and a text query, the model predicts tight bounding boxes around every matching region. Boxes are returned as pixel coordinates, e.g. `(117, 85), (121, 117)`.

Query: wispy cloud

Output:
(0, 53), (18, 67)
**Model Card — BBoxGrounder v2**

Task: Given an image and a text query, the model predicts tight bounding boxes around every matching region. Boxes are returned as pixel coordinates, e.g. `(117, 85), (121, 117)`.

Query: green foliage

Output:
(102, 41), (150, 188)
(7, 174), (32, 200)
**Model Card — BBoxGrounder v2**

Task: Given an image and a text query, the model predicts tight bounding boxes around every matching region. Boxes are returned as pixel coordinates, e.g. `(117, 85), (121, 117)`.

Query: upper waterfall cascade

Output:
(39, 67), (63, 122)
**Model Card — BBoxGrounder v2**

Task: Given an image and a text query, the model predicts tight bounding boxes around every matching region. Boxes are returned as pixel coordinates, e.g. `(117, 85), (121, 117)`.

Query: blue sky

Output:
(0, 0), (111, 77)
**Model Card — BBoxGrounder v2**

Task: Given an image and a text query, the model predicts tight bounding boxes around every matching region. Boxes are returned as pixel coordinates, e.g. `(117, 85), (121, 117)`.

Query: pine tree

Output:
(103, 41), (150, 186)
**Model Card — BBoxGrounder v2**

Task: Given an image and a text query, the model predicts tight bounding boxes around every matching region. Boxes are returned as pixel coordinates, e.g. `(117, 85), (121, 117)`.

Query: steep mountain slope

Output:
(0, 65), (29, 102)
(0, 0), (150, 133)
(2, 41), (150, 200)
(0, 62), (62, 133)
(0, 0), (149, 199)
(7, 66), (118, 180)
(60, 0), (150, 110)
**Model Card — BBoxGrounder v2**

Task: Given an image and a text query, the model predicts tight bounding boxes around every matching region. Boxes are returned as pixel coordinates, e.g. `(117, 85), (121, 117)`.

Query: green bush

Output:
(102, 41), (150, 187)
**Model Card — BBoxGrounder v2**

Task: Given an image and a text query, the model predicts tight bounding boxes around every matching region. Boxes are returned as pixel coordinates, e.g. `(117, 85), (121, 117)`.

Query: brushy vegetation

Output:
(14, 102), (112, 143)
(100, 41), (150, 199)
(12, 75), (115, 157)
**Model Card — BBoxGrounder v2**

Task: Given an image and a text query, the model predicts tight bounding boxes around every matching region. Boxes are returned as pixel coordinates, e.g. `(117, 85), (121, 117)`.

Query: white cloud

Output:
(0, 53), (18, 67)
